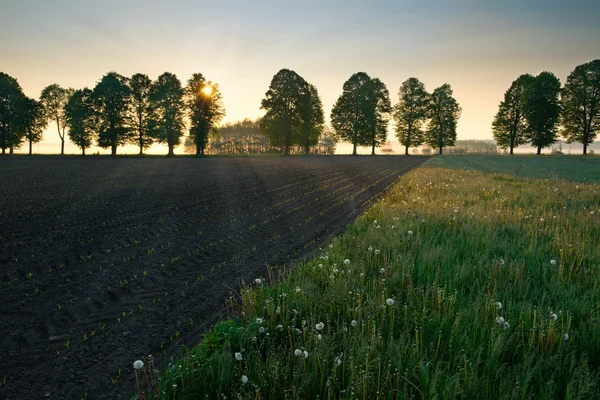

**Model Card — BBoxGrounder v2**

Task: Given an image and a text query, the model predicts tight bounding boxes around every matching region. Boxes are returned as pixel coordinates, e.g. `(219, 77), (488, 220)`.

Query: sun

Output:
(202, 86), (213, 95)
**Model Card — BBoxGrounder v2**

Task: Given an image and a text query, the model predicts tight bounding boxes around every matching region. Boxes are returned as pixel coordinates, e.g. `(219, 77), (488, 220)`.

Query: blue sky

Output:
(1, 0), (599, 153)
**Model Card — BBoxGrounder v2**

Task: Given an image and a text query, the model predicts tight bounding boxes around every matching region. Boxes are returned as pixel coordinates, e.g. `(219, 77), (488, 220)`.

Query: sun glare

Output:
(202, 86), (213, 95)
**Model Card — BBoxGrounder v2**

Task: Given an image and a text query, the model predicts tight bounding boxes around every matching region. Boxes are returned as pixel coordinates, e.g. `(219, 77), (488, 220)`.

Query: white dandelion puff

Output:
(550, 259), (557, 266)
(496, 302), (502, 310)
(303, 351), (308, 359)
(344, 259), (351, 265)
(133, 360), (144, 370)
(386, 298), (395, 306)
(294, 349), (302, 357)
(254, 278), (262, 285)
(496, 316), (505, 324)
(407, 230), (413, 236)
(563, 333), (569, 341)
(241, 375), (248, 384)
(551, 313), (558, 321)
(256, 318), (263, 324)
(315, 322), (324, 331)
(235, 352), (243, 361)
(351, 320), (357, 327)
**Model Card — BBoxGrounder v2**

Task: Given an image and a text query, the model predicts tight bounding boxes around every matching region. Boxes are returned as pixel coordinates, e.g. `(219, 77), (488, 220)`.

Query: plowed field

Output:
(0, 155), (427, 399)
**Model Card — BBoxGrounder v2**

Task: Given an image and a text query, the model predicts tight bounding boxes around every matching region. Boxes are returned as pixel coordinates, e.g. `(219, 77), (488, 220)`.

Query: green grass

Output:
(135, 155), (600, 399)
(427, 154), (600, 183)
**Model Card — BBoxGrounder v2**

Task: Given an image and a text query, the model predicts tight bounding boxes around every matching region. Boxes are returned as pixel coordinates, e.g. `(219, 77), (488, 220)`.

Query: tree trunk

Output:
(168, 144), (174, 156)
(82, 147), (86, 156)
(9, 146), (14, 154)
(60, 139), (65, 155)
(371, 143), (375, 155)
(1, 146), (5, 155)
(111, 143), (117, 156)
(405, 145), (409, 155)
(305, 143), (310, 155)
(583, 143), (587, 155)
(29, 140), (33, 155)
(537, 146), (541, 155)
(439, 147), (443, 155)
(284, 144), (290, 156)
(352, 142), (357, 156)
(509, 136), (515, 155)
(139, 138), (143, 155)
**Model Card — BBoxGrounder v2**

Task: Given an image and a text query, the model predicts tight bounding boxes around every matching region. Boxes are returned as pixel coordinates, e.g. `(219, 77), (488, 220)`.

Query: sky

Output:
(1, 0), (599, 154)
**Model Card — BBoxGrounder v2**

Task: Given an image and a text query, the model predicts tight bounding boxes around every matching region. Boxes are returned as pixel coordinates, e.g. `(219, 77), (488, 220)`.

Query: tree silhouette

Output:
(185, 73), (225, 156)
(0, 73), (26, 155)
(492, 74), (534, 155)
(130, 73), (153, 155)
(524, 72), (561, 155)
(40, 84), (72, 155)
(331, 72), (373, 155)
(393, 77), (430, 155)
(149, 72), (185, 156)
(20, 97), (47, 155)
(425, 84), (461, 154)
(260, 69), (309, 155)
(94, 72), (133, 156)
(560, 59), (600, 155)
(65, 88), (97, 155)
(363, 77), (392, 155)
(298, 83), (325, 154)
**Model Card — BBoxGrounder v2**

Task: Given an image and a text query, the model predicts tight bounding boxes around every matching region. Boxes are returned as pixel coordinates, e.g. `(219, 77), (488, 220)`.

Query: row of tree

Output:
(492, 59), (600, 155)
(0, 71), (225, 155)
(260, 69), (462, 155)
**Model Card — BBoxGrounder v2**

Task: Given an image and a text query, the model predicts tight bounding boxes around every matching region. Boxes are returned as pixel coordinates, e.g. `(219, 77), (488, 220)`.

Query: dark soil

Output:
(0, 155), (427, 399)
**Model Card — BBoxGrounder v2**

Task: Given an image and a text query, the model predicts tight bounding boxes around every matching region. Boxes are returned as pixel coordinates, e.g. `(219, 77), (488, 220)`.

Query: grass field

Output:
(135, 155), (600, 399)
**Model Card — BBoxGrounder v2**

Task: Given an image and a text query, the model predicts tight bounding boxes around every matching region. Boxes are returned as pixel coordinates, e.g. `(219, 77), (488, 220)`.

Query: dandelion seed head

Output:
(256, 318), (263, 324)
(496, 302), (502, 310)
(235, 352), (243, 361)
(133, 360), (144, 370)
(254, 278), (262, 285)
(496, 317), (505, 324)
(303, 351), (309, 359)
(407, 231), (413, 236)
(344, 259), (351, 265)
(241, 375), (248, 384)
(375, 249), (380, 255)
(563, 333), (569, 341)
(552, 313), (558, 321)
(315, 322), (324, 331)
(351, 320), (357, 327)
(294, 349), (302, 357)
(386, 298), (395, 306)
(550, 259), (557, 266)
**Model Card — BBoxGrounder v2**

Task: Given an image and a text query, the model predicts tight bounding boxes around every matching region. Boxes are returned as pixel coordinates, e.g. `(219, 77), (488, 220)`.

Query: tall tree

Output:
(20, 97), (47, 155)
(492, 74), (534, 155)
(149, 72), (186, 156)
(94, 72), (133, 155)
(331, 72), (373, 155)
(524, 71), (561, 155)
(260, 69), (309, 155)
(298, 83), (325, 154)
(0, 73), (27, 154)
(363, 77), (392, 155)
(65, 88), (97, 155)
(560, 59), (600, 155)
(40, 84), (72, 155)
(425, 84), (461, 154)
(185, 73), (225, 155)
(393, 77), (430, 155)
(130, 73), (153, 154)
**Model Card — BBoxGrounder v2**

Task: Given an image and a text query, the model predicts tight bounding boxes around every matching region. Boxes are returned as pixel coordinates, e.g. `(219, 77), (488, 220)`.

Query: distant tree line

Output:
(188, 118), (336, 155)
(493, 59), (600, 155)
(0, 71), (225, 155)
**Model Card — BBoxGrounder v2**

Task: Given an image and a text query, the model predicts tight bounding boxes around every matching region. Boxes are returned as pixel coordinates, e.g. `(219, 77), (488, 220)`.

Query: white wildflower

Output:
(133, 360), (144, 370)
(407, 230), (413, 236)
(303, 351), (308, 359)
(235, 352), (243, 361)
(496, 316), (505, 324)
(380, 268), (385, 274)
(550, 259), (557, 266)
(254, 278), (262, 285)
(294, 349), (302, 357)
(503, 321), (510, 329)
(241, 375), (248, 384)
(277, 324), (283, 331)
(351, 320), (357, 327)
(386, 298), (395, 306)
(551, 313), (558, 321)
(295, 287), (301, 293)
(344, 259), (351, 265)
(256, 318), (263, 324)
(563, 333), (569, 341)
(315, 322), (324, 331)
(375, 249), (380, 255)
(335, 357), (342, 366)
(496, 302), (502, 310)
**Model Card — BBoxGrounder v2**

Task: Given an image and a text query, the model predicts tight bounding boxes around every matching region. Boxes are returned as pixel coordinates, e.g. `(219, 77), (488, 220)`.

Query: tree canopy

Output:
(331, 72), (390, 155)
(0, 73), (27, 154)
(130, 73), (154, 155)
(149, 72), (186, 156)
(524, 71), (561, 155)
(65, 88), (97, 155)
(260, 69), (309, 155)
(20, 97), (47, 155)
(560, 59), (600, 155)
(40, 84), (72, 155)
(492, 74), (534, 155)
(393, 77), (429, 155)
(426, 84), (461, 154)
(186, 73), (226, 155)
(94, 72), (133, 155)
